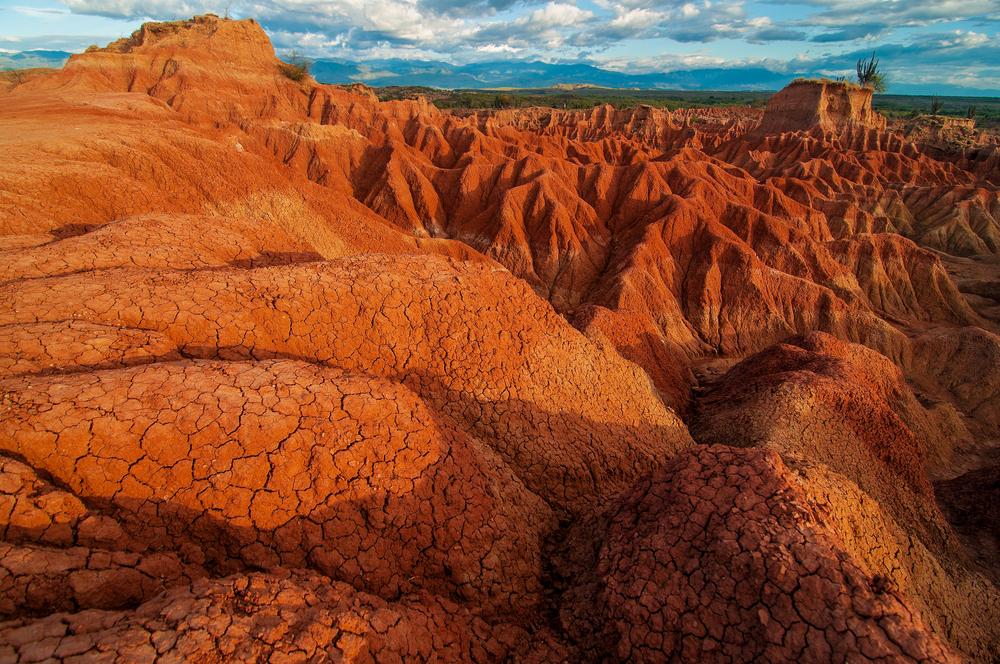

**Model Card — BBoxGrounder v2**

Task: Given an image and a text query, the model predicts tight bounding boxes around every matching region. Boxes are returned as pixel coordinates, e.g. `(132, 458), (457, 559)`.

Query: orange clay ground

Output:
(1, 14), (999, 663)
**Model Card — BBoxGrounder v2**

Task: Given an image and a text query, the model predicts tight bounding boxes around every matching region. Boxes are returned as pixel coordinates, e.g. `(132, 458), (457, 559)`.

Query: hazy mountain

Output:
(0, 49), (72, 70)
(309, 59), (801, 91)
(309, 58), (1000, 96)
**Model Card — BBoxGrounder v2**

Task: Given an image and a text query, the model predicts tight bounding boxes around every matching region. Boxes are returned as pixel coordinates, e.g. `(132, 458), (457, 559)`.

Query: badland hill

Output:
(1, 14), (999, 662)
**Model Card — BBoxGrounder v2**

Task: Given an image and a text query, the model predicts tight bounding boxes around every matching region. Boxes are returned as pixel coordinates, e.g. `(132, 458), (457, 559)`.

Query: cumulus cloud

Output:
(780, 0), (1000, 27)
(61, 0), (217, 18)
(34, 0), (999, 91)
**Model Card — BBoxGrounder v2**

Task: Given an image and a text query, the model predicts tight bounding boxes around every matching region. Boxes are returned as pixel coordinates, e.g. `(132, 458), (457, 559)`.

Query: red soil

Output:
(1, 14), (998, 662)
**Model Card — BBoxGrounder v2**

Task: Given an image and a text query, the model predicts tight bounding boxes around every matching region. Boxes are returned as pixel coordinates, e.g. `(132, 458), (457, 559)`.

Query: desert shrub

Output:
(1, 70), (27, 88)
(930, 97), (943, 115)
(278, 51), (310, 82)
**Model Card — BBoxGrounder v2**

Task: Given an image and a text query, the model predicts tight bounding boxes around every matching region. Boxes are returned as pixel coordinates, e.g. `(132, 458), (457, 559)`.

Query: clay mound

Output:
(0, 359), (552, 617)
(0, 321), (179, 378)
(758, 80), (887, 134)
(1, 255), (692, 514)
(553, 445), (958, 662)
(0, 213), (322, 283)
(0, 570), (527, 662)
(787, 457), (1000, 661)
(693, 332), (959, 537)
(910, 326), (1000, 435)
(687, 333), (1000, 658)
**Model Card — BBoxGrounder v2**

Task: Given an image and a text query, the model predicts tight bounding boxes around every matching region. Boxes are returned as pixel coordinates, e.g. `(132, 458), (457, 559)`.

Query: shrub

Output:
(930, 97), (943, 115)
(278, 50), (310, 82)
(856, 51), (887, 93)
(1, 70), (27, 88)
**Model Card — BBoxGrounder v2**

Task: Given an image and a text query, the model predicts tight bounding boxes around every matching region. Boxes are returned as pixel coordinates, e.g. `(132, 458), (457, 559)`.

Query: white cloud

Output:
(523, 2), (592, 27)
(609, 7), (664, 29)
(28, 0), (994, 92)
(476, 42), (522, 53)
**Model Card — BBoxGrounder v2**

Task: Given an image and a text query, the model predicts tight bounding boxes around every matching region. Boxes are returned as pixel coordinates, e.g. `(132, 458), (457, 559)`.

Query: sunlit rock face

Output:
(759, 79), (887, 134)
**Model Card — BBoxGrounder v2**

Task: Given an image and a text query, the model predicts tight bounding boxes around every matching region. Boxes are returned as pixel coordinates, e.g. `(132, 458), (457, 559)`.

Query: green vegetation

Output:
(874, 95), (1000, 128)
(374, 86), (772, 111)
(369, 85), (1000, 129)
(930, 97), (943, 115)
(278, 51), (310, 82)
(856, 52), (887, 93)
(792, 76), (862, 89)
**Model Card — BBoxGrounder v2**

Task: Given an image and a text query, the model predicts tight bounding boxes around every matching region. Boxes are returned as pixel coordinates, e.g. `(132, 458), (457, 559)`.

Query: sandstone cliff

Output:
(759, 79), (887, 134)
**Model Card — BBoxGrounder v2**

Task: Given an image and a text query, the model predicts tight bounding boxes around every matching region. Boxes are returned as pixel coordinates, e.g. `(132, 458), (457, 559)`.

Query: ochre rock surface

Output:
(0, 570), (531, 662)
(758, 80), (887, 134)
(692, 333), (1000, 660)
(552, 446), (961, 662)
(1, 13), (998, 663)
(0, 359), (555, 617)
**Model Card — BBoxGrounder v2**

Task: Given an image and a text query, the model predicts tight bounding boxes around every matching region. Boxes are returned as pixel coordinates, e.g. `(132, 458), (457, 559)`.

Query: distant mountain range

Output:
(309, 59), (999, 97)
(0, 49), (72, 70)
(309, 59), (805, 92)
(2, 49), (996, 97)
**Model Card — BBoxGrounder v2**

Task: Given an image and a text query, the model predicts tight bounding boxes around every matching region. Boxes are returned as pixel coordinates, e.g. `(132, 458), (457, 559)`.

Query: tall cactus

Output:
(856, 51), (887, 93)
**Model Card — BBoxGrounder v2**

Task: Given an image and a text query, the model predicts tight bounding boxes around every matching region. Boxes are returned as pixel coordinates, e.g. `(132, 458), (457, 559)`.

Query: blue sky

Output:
(1, 0), (998, 91)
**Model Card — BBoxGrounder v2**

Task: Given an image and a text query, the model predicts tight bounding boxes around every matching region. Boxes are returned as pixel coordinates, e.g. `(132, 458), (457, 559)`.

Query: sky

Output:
(1, 0), (998, 92)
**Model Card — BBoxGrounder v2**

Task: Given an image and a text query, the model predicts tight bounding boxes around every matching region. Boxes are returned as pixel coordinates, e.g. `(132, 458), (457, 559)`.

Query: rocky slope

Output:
(1, 14), (998, 662)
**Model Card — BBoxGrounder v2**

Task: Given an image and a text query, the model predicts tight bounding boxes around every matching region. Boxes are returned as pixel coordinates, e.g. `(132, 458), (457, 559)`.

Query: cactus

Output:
(856, 51), (887, 93)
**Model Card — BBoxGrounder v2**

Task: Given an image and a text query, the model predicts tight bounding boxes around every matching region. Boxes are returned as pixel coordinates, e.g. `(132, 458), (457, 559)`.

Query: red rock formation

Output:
(0, 13), (998, 662)
(758, 79), (887, 134)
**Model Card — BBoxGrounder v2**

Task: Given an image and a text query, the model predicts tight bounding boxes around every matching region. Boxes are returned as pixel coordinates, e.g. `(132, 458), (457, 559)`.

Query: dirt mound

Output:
(1, 256), (692, 514)
(0, 570), (529, 662)
(552, 446), (960, 662)
(693, 333), (955, 534)
(0, 359), (554, 616)
(691, 333), (1000, 660)
(910, 326), (1000, 436)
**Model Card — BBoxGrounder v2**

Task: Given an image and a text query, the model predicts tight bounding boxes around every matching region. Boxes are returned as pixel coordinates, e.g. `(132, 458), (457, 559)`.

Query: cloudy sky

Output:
(1, 0), (998, 91)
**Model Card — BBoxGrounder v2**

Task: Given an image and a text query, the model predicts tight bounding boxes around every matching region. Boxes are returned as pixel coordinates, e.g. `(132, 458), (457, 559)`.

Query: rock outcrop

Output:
(759, 79), (887, 134)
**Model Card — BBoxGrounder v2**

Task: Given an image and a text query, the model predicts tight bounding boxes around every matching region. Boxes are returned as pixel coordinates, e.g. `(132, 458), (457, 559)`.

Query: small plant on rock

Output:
(278, 50), (310, 82)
